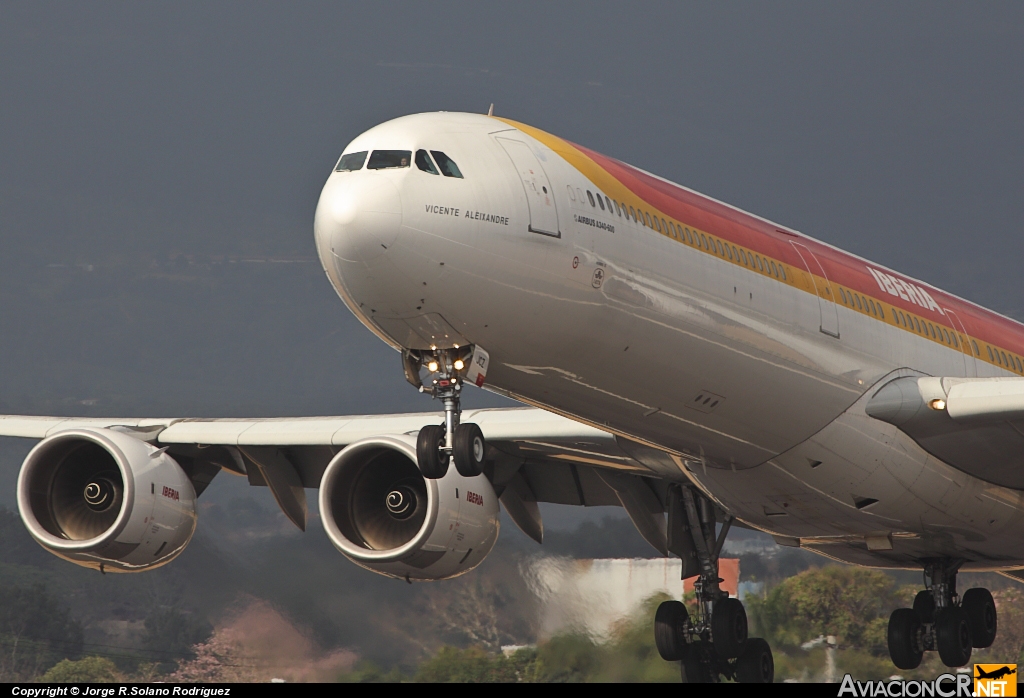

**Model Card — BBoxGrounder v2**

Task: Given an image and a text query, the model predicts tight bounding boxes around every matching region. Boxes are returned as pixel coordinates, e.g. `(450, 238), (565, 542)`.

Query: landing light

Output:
(928, 398), (947, 411)
(427, 361), (439, 372)
(453, 359), (465, 371)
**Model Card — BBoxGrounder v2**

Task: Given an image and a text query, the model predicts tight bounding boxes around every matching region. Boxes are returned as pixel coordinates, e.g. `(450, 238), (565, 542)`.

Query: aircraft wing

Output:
(0, 407), (677, 550)
(866, 376), (1024, 490)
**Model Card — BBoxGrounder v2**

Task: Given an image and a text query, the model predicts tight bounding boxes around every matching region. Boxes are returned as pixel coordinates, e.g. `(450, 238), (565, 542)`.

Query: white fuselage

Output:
(314, 113), (1024, 570)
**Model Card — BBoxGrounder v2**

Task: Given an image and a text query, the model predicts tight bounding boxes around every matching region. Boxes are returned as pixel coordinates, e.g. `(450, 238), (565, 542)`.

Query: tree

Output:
(41, 657), (121, 682)
(747, 566), (912, 653)
(413, 646), (519, 683)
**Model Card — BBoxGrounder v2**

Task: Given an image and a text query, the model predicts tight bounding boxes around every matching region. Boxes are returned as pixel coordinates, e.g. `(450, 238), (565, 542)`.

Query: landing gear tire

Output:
(416, 425), (449, 479)
(654, 600), (689, 661)
(680, 643), (712, 683)
(735, 637), (774, 683)
(935, 606), (972, 667)
(453, 423), (485, 477)
(887, 608), (923, 670)
(711, 597), (748, 659)
(961, 588), (997, 648)
(913, 590), (936, 623)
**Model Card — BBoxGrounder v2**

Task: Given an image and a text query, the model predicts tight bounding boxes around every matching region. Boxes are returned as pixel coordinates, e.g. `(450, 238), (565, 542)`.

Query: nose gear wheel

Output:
(405, 348), (487, 480)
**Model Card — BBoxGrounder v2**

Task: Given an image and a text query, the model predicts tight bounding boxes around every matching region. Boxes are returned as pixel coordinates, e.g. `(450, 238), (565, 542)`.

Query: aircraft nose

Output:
(314, 175), (402, 265)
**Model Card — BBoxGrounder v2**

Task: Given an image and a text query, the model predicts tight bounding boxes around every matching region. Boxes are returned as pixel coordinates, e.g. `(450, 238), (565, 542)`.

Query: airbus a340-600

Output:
(7, 112), (1024, 682)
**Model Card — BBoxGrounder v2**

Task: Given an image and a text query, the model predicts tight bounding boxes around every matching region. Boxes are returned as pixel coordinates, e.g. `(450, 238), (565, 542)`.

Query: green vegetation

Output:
(341, 595), (681, 683)
(749, 566), (910, 653)
(41, 657), (121, 682)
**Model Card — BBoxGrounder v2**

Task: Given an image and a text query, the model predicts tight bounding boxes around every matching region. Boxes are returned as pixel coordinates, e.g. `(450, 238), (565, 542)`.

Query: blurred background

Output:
(1, 1), (1023, 682)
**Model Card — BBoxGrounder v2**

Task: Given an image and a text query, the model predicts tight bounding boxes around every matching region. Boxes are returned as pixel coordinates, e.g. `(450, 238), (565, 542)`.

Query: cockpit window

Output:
(367, 150), (412, 169)
(335, 151), (367, 172)
(415, 149), (439, 174)
(430, 151), (463, 178)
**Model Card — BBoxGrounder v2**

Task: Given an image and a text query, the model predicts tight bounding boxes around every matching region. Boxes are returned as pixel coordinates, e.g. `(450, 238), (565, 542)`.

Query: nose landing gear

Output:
(887, 561), (997, 669)
(405, 348), (487, 479)
(653, 485), (774, 683)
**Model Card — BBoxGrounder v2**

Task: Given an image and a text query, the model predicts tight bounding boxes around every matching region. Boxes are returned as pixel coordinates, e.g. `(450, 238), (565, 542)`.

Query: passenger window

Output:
(367, 150), (412, 169)
(740, 249), (748, 265)
(953, 334), (959, 348)
(597, 194), (605, 211)
(879, 306), (885, 320)
(869, 299), (877, 316)
(1002, 351), (1009, 366)
(780, 266), (787, 280)
(629, 206), (636, 221)
(430, 151), (463, 178)
(415, 149), (439, 174)
(855, 295), (863, 311)
(567, 185), (576, 201)
(644, 212), (652, 227)
(972, 340), (980, 356)
(915, 317), (923, 333)
(700, 233), (707, 249)
(669, 221), (677, 237)
(988, 346), (995, 361)
(615, 201), (623, 217)
(770, 261), (778, 276)
(942, 328), (950, 344)
(335, 151), (368, 171)
(757, 256), (764, 272)
(661, 218), (668, 234)
(1016, 356), (1022, 372)
(840, 288), (847, 303)
(605, 196), (613, 212)
(654, 217), (661, 232)
(577, 188), (584, 203)
(727, 245), (733, 260)
(587, 190), (596, 207)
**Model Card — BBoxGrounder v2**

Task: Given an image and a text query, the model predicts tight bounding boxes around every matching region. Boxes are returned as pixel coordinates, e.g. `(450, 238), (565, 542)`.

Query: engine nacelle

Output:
(319, 434), (499, 581)
(17, 428), (197, 572)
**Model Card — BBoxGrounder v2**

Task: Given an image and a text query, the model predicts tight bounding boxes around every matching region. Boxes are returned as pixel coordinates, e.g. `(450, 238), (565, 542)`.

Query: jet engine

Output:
(319, 434), (499, 580)
(17, 428), (197, 572)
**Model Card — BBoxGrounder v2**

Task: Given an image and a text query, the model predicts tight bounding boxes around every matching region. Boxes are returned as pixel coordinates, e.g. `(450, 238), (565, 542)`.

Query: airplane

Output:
(976, 666), (1017, 681)
(3, 110), (1023, 682)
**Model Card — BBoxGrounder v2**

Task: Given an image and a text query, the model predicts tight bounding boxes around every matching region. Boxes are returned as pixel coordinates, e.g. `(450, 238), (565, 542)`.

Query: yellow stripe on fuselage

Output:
(493, 117), (1024, 376)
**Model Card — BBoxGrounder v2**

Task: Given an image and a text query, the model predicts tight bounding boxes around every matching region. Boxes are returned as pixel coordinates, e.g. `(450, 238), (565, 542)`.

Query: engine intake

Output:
(319, 434), (499, 581)
(18, 428), (197, 572)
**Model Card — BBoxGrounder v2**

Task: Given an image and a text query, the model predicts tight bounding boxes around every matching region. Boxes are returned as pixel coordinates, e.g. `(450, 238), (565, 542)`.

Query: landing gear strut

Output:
(406, 348), (487, 479)
(887, 560), (997, 669)
(653, 485), (774, 683)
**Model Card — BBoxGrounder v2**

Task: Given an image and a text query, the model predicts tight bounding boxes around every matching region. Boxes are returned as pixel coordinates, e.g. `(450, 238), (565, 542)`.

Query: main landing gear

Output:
(654, 485), (774, 683)
(887, 561), (997, 669)
(405, 348), (487, 479)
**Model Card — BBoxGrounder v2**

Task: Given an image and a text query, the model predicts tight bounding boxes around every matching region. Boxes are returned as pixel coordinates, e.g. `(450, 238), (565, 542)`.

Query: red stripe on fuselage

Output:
(573, 142), (1024, 358)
